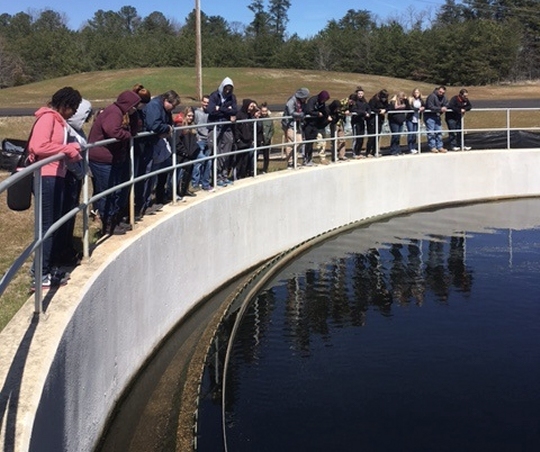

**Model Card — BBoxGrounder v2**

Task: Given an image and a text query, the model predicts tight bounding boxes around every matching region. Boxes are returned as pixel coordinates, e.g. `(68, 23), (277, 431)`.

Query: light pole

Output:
(195, 0), (202, 100)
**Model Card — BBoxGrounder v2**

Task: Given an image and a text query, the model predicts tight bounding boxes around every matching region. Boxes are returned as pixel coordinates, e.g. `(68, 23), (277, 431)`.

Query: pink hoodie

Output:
(28, 107), (81, 177)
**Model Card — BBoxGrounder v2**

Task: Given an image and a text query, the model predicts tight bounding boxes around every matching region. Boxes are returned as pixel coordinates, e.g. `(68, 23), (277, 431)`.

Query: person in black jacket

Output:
(366, 89), (389, 157)
(303, 90), (332, 166)
(234, 98), (259, 179)
(446, 88), (472, 151)
(350, 87), (371, 158)
(328, 99), (348, 161)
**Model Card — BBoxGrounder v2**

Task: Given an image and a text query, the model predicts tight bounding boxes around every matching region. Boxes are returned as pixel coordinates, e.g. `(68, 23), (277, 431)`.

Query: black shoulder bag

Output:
(6, 121), (38, 211)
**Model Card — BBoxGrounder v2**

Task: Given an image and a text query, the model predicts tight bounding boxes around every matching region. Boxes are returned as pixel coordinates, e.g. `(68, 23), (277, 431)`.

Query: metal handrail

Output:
(2, 107), (540, 313)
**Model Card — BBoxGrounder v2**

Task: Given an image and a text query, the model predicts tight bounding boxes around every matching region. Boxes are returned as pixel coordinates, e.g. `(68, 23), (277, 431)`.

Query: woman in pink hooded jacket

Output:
(28, 86), (83, 289)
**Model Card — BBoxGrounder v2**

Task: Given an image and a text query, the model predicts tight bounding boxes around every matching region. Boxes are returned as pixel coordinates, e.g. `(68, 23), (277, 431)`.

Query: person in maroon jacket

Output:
(88, 90), (141, 235)
(446, 88), (472, 151)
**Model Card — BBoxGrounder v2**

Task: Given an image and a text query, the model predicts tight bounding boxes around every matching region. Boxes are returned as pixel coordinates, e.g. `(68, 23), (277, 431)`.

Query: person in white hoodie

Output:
(207, 77), (238, 185)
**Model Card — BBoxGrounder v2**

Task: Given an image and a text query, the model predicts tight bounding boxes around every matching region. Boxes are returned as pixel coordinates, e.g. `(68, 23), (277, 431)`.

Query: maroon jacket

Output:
(88, 90), (141, 164)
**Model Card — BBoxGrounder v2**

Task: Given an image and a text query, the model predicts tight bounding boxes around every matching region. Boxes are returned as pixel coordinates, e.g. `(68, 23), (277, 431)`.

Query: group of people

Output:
(24, 77), (277, 289)
(24, 79), (471, 290)
(281, 85), (472, 164)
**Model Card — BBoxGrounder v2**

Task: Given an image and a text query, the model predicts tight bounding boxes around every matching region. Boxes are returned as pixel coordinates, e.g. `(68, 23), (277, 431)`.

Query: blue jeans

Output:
(191, 141), (212, 188)
(34, 176), (65, 275)
(406, 120), (419, 152)
(90, 160), (129, 222)
(425, 116), (443, 150)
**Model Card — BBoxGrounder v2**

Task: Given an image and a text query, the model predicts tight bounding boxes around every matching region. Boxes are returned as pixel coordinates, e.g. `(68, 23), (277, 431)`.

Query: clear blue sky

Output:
(4, 0), (446, 38)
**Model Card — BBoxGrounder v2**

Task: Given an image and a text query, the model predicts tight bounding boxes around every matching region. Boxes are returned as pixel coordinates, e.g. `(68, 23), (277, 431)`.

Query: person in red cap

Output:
(303, 90), (332, 166)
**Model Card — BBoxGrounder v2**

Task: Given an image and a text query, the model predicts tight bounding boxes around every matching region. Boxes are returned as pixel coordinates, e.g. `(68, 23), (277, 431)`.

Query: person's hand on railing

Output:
(65, 143), (82, 162)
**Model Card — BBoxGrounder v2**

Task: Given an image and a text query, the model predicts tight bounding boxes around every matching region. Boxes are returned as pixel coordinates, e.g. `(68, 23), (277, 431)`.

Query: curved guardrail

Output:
(1, 107), (540, 313)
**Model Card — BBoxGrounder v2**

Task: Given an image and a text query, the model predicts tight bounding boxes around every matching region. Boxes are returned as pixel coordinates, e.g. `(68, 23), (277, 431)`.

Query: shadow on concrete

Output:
(0, 314), (39, 452)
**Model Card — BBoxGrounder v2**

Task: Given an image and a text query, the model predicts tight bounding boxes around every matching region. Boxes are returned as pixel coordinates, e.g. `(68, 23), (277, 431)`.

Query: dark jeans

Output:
(446, 117), (463, 148)
(366, 116), (383, 155)
(175, 154), (195, 195)
(352, 120), (366, 155)
(235, 149), (254, 179)
(389, 121), (404, 155)
(34, 176), (65, 275)
(57, 171), (82, 256)
(259, 141), (271, 173)
(303, 122), (319, 163)
(134, 139), (153, 214)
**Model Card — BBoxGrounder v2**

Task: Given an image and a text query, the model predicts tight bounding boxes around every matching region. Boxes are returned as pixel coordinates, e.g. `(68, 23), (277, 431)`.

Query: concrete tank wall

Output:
(1, 150), (540, 451)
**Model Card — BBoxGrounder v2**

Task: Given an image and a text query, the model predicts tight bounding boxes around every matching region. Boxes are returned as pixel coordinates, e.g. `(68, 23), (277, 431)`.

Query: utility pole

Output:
(195, 0), (202, 100)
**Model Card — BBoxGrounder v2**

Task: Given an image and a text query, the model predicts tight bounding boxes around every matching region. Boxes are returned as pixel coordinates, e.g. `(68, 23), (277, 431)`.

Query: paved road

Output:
(0, 99), (538, 117)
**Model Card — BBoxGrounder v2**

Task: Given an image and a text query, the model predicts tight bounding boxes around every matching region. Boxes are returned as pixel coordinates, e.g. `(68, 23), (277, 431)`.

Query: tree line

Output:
(0, 0), (537, 89)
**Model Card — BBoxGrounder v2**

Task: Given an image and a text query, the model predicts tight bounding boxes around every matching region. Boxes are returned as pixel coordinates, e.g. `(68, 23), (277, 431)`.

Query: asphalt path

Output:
(0, 99), (538, 117)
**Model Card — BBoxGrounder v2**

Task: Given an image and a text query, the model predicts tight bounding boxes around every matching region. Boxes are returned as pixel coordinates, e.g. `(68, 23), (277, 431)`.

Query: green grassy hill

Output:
(1, 67), (539, 109)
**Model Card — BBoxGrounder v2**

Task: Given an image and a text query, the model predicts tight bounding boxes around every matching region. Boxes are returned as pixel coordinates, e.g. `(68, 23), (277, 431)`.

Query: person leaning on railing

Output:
(88, 90), (142, 236)
(366, 89), (389, 157)
(28, 87), (83, 290)
(281, 88), (309, 169)
(446, 88), (472, 151)
(388, 92), (409, 156)
(424, 85), (449, 153)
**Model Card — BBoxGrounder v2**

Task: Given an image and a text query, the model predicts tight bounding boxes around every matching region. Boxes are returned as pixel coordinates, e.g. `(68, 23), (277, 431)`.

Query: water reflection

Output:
(197, 199), (540, 451)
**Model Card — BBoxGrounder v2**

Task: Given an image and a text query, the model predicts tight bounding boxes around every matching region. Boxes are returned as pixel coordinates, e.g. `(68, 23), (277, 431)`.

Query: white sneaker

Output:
(463, 146), (472, 151)
(452, 147), (461, 151)
(410, 149), (418, 154)
(31, 272), (69, 291)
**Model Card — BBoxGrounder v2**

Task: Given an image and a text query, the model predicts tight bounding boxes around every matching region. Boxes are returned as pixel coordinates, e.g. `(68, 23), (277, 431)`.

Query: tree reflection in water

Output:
(197, 233), (476, 450)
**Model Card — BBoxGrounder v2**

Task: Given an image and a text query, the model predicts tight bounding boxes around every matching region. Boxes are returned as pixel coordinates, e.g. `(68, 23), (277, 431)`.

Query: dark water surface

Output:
(201, 199), (540, 451)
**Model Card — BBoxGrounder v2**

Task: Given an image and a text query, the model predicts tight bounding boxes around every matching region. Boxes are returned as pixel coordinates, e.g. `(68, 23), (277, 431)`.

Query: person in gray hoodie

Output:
(55, 99), (93, 266)
(207, 77), (238, 185)
(282, 87), (309, 168)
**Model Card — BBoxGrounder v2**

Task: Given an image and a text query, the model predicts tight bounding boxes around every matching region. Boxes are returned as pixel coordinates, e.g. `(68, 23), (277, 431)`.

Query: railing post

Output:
(507, 108), (511, 149)
(375, 115), (380, 158)
(128, 137), (136, 226)
(212, 126), (218, 188)
(293, 121), (298, 169)
(171, 130), (178, 203)
(33, 169), (43, 313)
(253, 120), (258, 177)
(82, 148), (90, 259)
(461, 115), (465, 150)
(333, 126), (338, 162)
